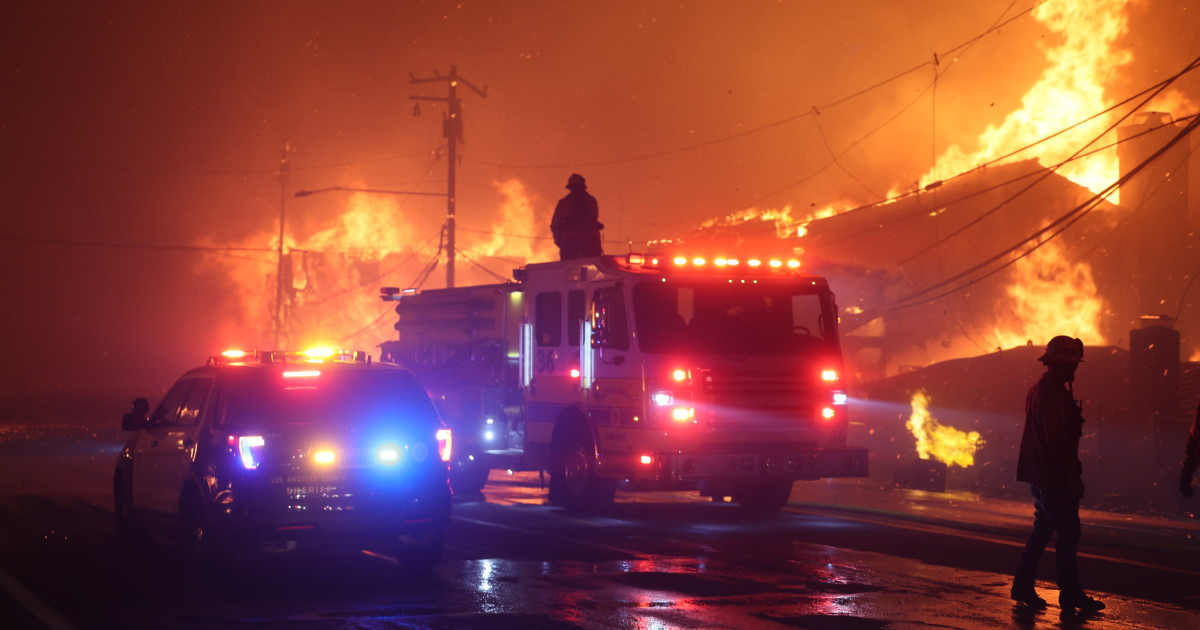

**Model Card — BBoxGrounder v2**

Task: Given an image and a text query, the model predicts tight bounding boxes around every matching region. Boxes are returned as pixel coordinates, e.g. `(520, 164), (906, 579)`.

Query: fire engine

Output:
(380, 252), (867, 512)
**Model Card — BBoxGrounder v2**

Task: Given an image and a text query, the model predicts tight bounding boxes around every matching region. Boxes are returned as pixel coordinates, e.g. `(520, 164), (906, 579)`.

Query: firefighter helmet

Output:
(566, 173), (586, 190)
(1038, 335), (1084, 364)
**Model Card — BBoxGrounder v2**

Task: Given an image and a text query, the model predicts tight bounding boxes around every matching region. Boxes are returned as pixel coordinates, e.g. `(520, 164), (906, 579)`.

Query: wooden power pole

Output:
(410, 65), (487, 288)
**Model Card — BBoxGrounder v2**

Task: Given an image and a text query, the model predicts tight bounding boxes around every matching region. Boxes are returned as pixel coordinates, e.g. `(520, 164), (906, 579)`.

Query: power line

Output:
(455, 248), (512, 284)
(0, 234), (274, 253)
(24, 150), (435, 177)
(887, 113), (1200, 312)
(466, 2), (1044, 172)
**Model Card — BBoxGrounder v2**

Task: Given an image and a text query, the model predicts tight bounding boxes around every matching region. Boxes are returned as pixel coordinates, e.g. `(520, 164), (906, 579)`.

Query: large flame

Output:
(921, 0), (1133, 201)
(699, 205), (800, 239)
(203, 177), (553, 351)
(472, 179), (558, 264)
(906, 390), (983, 468)
(993, 230), (1105, 348)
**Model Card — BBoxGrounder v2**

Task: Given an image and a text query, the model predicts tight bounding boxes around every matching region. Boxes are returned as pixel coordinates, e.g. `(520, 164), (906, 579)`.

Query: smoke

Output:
(6, 0), (1200, 395)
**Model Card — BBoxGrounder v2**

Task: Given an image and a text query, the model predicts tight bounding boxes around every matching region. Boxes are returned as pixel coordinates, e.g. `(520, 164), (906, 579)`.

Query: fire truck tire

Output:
(550, 426), (615, 512)
(450, 458), (490, 495)
(733, 480), (793, 512)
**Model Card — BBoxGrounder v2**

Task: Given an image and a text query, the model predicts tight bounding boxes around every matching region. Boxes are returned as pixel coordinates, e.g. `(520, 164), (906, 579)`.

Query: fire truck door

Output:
(589, 284), (630, 373)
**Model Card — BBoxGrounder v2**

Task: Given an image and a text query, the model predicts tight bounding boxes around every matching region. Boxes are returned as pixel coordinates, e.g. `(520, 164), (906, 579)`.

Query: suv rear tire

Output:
(394, 530), (444, 575)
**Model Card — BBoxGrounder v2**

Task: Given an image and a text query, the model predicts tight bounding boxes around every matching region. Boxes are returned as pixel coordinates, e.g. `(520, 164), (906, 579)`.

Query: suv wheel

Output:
(394, 530), (444, 576)
(178, 492), (220, 574)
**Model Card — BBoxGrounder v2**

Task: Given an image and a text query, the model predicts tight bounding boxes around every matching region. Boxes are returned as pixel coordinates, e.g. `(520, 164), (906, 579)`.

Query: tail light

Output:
(818, 367), (847, 422)
(436, 428), (453, 463)
(233, 435), (266, 470)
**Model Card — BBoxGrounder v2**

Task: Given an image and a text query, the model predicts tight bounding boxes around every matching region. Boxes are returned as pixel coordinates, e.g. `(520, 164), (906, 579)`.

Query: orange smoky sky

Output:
(2, 0), (1198, 395)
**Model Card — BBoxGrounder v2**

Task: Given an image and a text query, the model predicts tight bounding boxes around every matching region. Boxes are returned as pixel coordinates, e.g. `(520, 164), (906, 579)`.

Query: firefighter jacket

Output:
(551, 189), (602, 258)
(1017, 372), (1085, 495)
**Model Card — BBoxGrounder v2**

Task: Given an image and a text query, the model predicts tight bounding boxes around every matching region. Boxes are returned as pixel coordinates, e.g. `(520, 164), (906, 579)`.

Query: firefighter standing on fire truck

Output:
(551, 173), (603, 260)
(1011, 335), (1105, 613)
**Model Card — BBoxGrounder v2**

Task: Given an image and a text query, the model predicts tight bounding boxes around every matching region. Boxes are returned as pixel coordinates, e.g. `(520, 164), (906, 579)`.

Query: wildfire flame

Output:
(993, 229), (1105, 348)
(699, 205), (800, 238)
(906, 390), (983, 468)
(920, 0), (1133, 202)
(203, 178), (553, 350)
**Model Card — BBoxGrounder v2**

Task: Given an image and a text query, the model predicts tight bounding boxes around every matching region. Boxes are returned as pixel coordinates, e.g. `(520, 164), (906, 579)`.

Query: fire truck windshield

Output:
(632, 281), (838, 355)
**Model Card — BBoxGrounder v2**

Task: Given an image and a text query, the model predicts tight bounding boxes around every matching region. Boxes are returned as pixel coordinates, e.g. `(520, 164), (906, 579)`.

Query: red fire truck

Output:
(380, 252), (867, 511)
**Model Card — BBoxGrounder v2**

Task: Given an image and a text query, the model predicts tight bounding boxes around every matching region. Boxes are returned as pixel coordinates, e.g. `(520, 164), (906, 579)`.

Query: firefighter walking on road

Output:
(1011, 335), (1105, 614)
(551, 173), (603, 260)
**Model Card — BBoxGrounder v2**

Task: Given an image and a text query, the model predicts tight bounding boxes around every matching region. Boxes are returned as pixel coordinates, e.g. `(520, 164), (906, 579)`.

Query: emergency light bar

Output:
(207, 348), (370, 366)
(622, 253), (801, 272)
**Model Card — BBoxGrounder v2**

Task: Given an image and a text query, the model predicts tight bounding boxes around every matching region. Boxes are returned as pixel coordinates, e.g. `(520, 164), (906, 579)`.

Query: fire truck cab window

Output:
(591, 286), (630, 350)
(536, 291), (563, 347)
(567, 290), (585, 347)
(632, 281), (837, 355)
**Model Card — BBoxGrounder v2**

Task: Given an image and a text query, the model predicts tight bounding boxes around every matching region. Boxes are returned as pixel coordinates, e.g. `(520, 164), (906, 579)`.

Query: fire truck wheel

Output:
(550, 426), (615, 512)
(450, 458), (490, 495)
(733, 480), (793, 512)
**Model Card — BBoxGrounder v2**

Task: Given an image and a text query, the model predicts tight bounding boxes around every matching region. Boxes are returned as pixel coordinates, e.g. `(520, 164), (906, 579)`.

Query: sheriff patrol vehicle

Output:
(381, 253), (867, 512)
(114, 348), (453, 572)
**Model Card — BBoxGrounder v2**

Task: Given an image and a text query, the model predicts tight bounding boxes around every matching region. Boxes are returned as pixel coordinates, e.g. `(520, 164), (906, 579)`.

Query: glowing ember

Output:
(906, 390), (982, 468)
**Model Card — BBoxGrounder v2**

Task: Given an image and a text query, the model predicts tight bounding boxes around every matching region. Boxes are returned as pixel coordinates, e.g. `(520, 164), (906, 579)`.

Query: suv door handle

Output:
(150, 440), (159, 448)
(182, 437), (195, 449)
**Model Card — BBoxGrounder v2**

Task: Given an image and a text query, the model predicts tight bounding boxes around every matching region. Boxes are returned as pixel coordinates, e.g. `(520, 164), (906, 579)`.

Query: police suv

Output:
(114, 348), (453, 571)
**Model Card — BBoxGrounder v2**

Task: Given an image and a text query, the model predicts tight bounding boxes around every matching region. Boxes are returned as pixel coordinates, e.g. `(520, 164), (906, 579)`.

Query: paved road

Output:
(0, 459), (1197, 630)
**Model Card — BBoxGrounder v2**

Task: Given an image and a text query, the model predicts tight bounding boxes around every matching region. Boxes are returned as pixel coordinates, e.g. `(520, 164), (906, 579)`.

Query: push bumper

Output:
(652, 446), (868, 482)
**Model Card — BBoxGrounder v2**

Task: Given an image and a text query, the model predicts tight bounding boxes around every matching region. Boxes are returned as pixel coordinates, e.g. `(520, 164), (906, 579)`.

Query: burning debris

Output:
(906, 389), (984, 469)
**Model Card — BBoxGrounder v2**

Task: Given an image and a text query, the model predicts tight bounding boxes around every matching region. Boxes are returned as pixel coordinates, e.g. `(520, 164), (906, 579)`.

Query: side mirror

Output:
(121, 398), (150, 431)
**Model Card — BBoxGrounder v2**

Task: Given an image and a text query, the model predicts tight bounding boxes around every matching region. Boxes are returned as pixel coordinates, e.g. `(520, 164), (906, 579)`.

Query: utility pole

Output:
(273, 142), (290, 348)
(410, 65), (487, 288)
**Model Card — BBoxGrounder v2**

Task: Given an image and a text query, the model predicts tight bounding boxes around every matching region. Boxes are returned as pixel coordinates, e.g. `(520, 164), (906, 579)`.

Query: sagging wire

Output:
(896, 55), (1200, 267)
(886, 113), (1200, 313)
(454, 248), (513, 284)
(728, 53), (1200, 249)
(467, 2), (1045, 172)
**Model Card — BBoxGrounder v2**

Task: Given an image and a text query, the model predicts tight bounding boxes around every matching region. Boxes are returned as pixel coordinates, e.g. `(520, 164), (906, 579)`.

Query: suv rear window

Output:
(218, 369), (439, 428)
